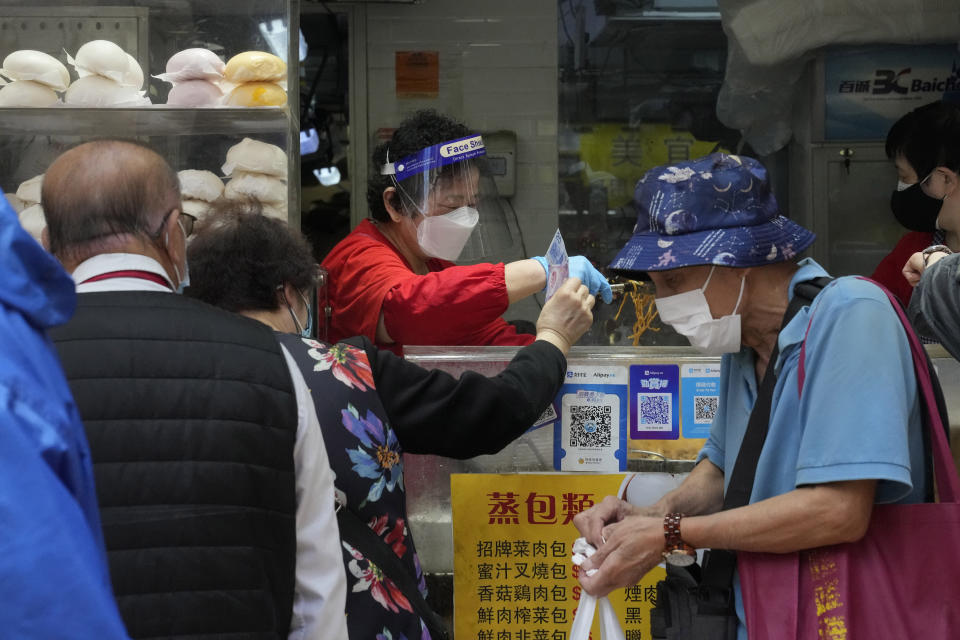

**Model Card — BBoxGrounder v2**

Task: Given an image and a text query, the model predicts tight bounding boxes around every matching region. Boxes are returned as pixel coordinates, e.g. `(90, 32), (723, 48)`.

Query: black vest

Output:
(51, 291), (298, 640)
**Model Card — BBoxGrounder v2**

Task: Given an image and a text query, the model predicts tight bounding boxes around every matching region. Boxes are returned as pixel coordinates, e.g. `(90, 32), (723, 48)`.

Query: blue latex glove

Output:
(531, 255), (613, 304)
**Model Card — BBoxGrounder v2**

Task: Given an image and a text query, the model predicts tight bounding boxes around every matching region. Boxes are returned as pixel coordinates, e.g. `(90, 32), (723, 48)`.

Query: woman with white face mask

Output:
(321, 110), (612, 355)
(575, 154), (927, 640)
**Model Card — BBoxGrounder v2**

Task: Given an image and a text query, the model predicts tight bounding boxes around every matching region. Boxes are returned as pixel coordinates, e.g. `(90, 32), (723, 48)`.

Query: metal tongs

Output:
(609, 281), (649, 299)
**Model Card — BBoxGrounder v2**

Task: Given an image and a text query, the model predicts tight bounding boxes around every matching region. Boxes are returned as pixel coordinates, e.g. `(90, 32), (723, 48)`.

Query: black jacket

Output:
(52, 291), (298, 640)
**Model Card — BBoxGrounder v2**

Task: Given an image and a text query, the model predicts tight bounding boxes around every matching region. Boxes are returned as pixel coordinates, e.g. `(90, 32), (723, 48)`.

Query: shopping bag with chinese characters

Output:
(739, 281), (960, 638)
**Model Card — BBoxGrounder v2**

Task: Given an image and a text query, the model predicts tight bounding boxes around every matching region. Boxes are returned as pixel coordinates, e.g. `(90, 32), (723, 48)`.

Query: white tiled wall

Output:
(362, 0), (559, 322)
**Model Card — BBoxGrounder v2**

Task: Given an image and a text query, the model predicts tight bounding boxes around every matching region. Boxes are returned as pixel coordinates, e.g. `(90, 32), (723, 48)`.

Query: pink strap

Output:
(796, 277), (959, 503)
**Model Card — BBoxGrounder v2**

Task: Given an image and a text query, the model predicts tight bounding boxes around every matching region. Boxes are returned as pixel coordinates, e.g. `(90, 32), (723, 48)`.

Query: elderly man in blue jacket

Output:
(574, 154), (925, 640)
(0, 195), (129, 638)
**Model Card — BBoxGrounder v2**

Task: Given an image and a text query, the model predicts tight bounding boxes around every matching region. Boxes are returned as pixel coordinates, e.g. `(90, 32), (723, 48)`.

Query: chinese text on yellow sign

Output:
(452, 474), (665, 639)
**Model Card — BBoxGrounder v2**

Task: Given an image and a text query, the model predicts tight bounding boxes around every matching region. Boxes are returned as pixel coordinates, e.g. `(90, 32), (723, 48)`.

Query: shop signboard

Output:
(824, 44), (960, 140)
(452, 473), (666, 640)
(575, 123), (724, 208)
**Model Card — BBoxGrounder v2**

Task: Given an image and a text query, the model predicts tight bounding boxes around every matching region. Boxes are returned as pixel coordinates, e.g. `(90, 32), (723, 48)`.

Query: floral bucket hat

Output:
(609, 153), (815, 272)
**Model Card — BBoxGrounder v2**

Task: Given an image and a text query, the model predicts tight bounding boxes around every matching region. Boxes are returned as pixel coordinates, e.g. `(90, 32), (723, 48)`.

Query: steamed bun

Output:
(260, 203), (288, 221)
(222, 138), (286, 178)
(163, 48), (225, 82)
(65, 75), (150, 107)
(167, 80), (222, 107)
(1, 50), (70, 91)
(224, 81), (286, 107)
(178, 170), (225, 202)
(122, 53), (144, 89)
(224, 51), (286, 83)
(0, 80), (59, 107)
(225, 171), (287, 204)
(16, 174), (43, 206)
(18, 204), (46, 243)
(70, 40), (130, 84)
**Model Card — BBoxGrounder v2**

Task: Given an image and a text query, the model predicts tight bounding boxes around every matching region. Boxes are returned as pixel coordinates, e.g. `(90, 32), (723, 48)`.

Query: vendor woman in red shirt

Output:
(322, 109), (612, 354)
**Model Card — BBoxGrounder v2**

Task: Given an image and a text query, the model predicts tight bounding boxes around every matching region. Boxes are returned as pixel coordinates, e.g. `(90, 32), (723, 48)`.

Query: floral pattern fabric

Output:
(304, 339), (375, 390)
(277, 334), (430, 640)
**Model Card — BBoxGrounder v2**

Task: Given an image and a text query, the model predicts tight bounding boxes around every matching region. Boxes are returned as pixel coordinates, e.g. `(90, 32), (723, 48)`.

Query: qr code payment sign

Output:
(694, 396), (718, 424)
(638, 393), (672, 432)
(557, 381), (627, 472)
(568, 404), (612, 448)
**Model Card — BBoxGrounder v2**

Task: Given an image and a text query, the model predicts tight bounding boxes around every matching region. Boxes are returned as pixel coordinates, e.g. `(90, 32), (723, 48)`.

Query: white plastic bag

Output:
(570, 593), (626, 640)
(570, 538), (626, 640)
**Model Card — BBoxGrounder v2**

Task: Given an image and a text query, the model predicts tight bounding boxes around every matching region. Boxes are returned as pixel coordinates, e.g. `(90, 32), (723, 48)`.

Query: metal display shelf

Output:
(0, 107), (290, 137)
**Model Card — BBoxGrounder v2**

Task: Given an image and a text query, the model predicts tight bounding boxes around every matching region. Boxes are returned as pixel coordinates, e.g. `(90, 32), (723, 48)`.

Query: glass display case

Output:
(0, 1), (301, 224)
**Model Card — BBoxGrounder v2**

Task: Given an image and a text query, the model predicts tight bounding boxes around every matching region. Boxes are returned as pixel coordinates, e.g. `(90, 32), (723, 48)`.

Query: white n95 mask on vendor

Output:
(416, 206), (480, 261)
(655, 266), (745, 356)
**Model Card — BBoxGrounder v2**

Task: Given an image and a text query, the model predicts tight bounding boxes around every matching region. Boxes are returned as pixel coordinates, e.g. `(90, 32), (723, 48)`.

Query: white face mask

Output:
(655, 266), (746, 356)
(416, 205), (479, 261)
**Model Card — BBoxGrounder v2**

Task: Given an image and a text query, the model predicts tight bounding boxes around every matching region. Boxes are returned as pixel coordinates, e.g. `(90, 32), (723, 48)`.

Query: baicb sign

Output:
(825, 44), (960, 140)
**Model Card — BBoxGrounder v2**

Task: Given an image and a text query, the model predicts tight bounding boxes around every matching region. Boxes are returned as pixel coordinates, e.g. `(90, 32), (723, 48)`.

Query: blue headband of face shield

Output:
(381, 134), (486, 181)
(380, 135), (487, 216)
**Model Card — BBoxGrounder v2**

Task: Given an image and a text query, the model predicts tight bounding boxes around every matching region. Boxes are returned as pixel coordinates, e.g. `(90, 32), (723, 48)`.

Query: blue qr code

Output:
(639, 393), (671, 429)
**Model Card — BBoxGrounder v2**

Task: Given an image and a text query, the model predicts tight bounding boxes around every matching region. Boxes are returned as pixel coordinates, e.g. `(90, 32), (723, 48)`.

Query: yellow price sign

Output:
(452, 473), (665, 640)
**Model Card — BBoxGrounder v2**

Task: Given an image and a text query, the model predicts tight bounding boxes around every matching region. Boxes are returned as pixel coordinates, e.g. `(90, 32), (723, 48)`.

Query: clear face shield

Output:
(381, 134), (513, 263)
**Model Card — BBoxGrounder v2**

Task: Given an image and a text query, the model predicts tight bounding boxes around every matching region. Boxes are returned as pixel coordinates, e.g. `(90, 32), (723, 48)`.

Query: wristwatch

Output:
(922, 244), (953, 266)
(662, 512), (696, 567)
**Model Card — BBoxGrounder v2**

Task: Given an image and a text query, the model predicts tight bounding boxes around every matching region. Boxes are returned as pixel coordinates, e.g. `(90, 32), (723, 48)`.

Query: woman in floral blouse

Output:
(186, 200), (595, 639)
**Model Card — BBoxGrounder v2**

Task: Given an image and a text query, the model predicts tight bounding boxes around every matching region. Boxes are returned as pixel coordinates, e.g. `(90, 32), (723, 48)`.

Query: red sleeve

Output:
(322, 221), (534, 347)
(869, 231), (933, 307)
(382, 262), (533, 346)
(322, 227), (408, 344)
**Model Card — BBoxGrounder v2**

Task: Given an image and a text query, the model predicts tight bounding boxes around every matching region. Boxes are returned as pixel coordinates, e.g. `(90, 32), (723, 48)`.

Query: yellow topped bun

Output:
(223, 51), (286, 83)
(224, 82), (287, 107)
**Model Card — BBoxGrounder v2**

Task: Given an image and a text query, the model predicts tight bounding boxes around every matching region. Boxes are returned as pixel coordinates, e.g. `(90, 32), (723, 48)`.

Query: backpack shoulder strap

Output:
(699, 276), (832, 599)
(795, 277), (834, 397)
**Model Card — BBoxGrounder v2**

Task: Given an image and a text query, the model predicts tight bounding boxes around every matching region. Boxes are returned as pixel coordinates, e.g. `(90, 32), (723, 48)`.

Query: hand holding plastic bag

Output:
(570, 538), (626, 640)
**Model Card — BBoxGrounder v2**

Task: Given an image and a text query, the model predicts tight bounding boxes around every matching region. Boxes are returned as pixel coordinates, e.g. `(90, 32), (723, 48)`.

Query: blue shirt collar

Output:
(776, 257), (831, 368)
(727, 258), (831, 384)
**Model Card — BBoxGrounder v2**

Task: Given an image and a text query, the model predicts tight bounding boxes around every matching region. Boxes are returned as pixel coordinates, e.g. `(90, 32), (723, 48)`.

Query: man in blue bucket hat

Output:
(573, 153), (926, 639)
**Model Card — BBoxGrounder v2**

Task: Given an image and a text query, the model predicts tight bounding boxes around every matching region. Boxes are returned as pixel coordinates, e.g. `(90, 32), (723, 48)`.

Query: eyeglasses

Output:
(146, 207), (195, 239)
(179, 212), (196, 238)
